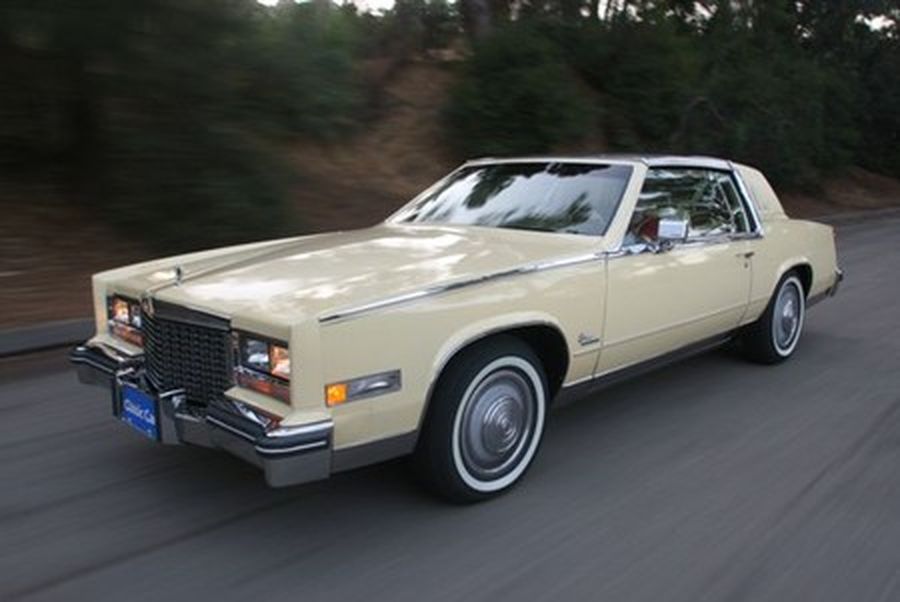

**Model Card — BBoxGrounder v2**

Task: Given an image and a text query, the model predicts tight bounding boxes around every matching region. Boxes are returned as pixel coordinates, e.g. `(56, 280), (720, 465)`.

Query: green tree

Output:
(0, 0), (365, 250)
(445, 24), (593, 156)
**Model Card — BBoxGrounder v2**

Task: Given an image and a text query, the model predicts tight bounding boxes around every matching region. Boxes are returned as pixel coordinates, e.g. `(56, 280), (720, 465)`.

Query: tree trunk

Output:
(461, 0), (493, 40)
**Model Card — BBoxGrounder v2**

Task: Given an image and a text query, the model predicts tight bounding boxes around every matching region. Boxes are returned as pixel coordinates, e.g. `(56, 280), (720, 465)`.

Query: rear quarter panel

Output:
(743, 217), (837, 323)
(736, 164), (838, 322)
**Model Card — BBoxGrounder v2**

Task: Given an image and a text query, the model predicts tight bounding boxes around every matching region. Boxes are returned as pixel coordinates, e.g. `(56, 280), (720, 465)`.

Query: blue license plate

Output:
(120, 385), (159, 440)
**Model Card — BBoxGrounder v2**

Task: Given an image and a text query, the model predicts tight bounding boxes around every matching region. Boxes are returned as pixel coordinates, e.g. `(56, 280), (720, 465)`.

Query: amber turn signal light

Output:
(326, 383), (348, 406)
(325, 370), (401, 407)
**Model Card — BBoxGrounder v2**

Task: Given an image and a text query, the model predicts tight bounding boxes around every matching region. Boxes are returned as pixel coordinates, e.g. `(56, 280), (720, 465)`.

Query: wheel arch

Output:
(414, 316), (571, 441)
(776, 260), (813, 298)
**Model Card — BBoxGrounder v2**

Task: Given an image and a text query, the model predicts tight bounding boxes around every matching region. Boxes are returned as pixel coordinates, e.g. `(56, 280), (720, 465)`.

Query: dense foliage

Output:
(0, 0), (365, 248)
(445, 25), (592, 156)
(0, 0), (898, 249)
(446, 1), (900, 188)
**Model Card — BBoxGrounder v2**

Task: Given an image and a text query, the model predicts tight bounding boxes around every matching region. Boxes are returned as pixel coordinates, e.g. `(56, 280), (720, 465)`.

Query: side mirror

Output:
(657, 217), (689, 243)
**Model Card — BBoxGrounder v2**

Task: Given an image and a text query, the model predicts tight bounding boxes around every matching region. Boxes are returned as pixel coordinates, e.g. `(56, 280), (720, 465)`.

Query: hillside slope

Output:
(1, 58), (899, 329)
(286, 58), (459, 232)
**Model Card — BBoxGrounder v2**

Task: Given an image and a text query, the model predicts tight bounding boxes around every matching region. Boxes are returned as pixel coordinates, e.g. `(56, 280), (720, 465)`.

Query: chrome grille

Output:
(143, 304), (232, 405)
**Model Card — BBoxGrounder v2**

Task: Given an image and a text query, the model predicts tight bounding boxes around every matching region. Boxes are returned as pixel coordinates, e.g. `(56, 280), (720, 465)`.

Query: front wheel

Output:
(740, 272), (806, 364)
(413, 336), (547, 503)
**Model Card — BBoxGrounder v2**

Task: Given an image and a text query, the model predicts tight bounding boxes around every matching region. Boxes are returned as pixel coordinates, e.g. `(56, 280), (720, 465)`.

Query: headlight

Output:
(234, 333), (290, 402)
(107, 295), (143, 347)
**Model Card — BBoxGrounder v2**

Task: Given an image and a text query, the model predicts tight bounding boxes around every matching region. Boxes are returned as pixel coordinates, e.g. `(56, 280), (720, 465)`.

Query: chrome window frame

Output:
(608, 162), (765, 258)
(727, 161), (765, 238)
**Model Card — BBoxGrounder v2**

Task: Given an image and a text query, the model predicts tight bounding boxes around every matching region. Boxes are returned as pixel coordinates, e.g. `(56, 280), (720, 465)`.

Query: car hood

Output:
(109, 224), (603, 324)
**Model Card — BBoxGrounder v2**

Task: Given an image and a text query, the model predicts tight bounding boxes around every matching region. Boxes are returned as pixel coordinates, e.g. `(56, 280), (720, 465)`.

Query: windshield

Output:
(392, 162), (633, 236)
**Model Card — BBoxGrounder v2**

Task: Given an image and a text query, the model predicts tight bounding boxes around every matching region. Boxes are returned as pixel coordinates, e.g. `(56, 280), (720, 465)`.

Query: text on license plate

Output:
(121, 385), (159, 440)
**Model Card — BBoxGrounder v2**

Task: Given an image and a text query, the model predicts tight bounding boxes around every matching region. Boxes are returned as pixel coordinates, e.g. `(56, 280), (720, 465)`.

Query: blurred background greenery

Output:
(0, 0), (898, 255)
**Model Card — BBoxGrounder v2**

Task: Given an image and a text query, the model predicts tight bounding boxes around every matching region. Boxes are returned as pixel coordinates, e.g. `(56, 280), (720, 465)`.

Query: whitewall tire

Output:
(740, 271), (807, 364)
(414, 336), (547, 502)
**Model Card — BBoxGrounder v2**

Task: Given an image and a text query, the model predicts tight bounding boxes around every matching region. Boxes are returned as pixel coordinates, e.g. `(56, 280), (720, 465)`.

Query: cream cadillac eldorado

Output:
(71, 155), (842, 501)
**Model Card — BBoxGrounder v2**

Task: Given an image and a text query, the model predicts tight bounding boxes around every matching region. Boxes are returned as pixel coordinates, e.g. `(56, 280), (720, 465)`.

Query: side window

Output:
(626, 168), (751, 245)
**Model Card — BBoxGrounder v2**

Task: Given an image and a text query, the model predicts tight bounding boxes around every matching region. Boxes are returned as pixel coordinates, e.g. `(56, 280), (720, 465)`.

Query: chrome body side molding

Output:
(319, 252), (605, 324)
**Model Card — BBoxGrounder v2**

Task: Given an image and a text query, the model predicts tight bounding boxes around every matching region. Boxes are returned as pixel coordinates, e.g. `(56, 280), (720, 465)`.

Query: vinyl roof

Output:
(466, 154), (734, 170)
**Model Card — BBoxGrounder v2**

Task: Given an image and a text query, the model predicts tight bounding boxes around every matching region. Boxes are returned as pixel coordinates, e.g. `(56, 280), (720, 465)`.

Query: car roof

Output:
(465, 154), (734, 171)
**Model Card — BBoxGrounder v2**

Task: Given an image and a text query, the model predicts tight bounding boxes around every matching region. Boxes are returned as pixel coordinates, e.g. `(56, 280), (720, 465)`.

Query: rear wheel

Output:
(414, 336), (547, 503)
(740, 272), (806, 364)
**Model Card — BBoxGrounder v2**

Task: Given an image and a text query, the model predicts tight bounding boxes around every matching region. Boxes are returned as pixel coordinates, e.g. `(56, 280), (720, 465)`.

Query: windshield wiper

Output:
(504, 224), (557, 234)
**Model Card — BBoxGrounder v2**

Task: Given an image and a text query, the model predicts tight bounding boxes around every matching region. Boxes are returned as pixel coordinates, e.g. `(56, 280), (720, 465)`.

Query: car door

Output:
(595, 167), (755, 375)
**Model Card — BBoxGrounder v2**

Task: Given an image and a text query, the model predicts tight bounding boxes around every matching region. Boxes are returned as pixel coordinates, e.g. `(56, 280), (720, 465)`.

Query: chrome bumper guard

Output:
(808, 267), (844, 308)
(70, 342), (333, 487)
(206, 400), (332, 487)
(830, 267), (844, 296)
(70, 343), (137, 387)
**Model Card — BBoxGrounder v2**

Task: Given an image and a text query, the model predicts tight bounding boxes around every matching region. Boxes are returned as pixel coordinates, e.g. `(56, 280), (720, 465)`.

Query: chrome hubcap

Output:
(774, 282), (802, 351)
(459, 368), (535, 481)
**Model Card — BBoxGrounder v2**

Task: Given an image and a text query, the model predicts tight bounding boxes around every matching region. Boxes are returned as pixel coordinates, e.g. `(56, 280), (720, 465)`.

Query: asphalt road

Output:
(2, 213), (899, 602)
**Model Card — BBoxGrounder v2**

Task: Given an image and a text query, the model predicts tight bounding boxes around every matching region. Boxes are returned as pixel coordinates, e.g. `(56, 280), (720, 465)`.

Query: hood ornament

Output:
(174, 265), (184, 286)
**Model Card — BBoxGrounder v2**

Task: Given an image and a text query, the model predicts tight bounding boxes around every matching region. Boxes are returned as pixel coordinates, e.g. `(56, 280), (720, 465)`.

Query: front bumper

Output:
(70, 342), (332, 487)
